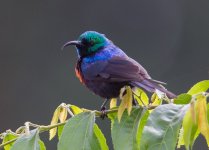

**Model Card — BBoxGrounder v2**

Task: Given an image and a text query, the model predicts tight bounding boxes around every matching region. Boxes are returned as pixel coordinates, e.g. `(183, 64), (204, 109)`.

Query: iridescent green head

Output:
(63, 31), (109, 57)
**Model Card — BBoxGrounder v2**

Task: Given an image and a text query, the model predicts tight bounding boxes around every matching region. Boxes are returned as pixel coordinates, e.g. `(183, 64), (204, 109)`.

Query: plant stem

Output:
(39, 122), (66, 133)
(0, 138), (17, 149)
(0, 107), (121, 149)
(0, 104), (159, 149)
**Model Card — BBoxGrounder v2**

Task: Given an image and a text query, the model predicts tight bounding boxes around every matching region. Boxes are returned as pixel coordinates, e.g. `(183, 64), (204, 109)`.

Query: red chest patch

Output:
(75, 59), (85, 84)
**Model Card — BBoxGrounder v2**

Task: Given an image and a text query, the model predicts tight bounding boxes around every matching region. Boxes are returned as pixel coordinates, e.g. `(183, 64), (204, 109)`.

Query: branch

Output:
(0, 96), (192, 149)
(0, 138), (17, 149)
(0, 107), (133, 149)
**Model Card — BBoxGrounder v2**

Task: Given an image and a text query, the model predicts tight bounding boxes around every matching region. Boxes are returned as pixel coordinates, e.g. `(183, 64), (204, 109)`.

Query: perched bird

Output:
(63, 31), (176, 109)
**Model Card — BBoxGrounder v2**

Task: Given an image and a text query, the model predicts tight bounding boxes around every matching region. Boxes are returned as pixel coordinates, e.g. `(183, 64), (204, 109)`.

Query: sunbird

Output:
(63, 31), (176, 111)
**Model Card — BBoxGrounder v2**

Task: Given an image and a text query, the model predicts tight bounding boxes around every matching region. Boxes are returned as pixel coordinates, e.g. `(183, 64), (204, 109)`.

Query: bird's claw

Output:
(132, 99), (137, 106)
(100, 106), (107, 119)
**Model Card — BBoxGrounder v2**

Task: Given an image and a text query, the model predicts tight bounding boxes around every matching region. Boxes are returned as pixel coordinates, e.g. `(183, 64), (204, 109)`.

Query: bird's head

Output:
(63, 31), (109, 58)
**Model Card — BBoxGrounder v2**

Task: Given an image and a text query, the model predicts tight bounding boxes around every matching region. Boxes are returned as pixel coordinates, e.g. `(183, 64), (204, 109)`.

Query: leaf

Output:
(133, 88), (149, 106)
(11, 129), (42, 150)
(196, 95), (209, 146)
(140, 104), (189, 150)
(70, 105), (83, 115)
(58, 112), (108, 150)
(181, 103), (199, 150)
(177, 127), (184, 148)
(207, 103), (209, 124)
(93, 124), (109, 150)
(117, 100), (126, 123)
(118, 86), (133, 122)
(59, 107), (68, 123)
(2, 132), (18, 150)
(136, 109), (149, 148)
(181, 95), (209, 148)
(110, 98), (117, 109)
(174, 93), (192, 104)
(49, 106), (61, 140)
(58, 125), (64, 140)
(187, 80), (209, 95)
(151, 93), (162, 106)
(108, 107), (144, 150)
(38, 140), (46, 150)
(123, 86), (133, 116)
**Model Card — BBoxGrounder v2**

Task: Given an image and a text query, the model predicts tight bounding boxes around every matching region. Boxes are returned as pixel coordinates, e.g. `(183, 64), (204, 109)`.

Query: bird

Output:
(63, 31), (176, 110)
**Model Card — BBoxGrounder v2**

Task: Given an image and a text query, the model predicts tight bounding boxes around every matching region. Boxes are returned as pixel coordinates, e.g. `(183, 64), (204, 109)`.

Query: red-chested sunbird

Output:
(63, 31), (176, 111)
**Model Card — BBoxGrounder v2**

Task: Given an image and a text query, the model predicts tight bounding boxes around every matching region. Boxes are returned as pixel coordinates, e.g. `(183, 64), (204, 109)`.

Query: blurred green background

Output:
(0, 0), (209, 149)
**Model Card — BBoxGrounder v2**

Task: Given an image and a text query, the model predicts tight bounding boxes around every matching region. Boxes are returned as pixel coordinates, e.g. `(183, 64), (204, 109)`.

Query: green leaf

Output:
(187, 80), (209, 95)
(57, 125), (64, 140)
(151, 93), (162, 106)
(177, 127), (184, 148)
(38, 140), (46, 150)
(92, 124), (109, 150)
(174, 93), (192, 104)
(133, 88), (149, 106)
(109, 107), (144, 150)
(58, 112), (108, 150)
(70, 105), (83, 115)
(182, 103), (199, 150)
(2, 132), (18, 150)
(180, 95), (209, 149)
(11, 129), (42, 150)
(136, 109), (149, 148)
(140, 104), (189, 150)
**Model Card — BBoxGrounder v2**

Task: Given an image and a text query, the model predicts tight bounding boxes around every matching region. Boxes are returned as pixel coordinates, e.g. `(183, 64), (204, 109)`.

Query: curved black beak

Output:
(61, 40), (82, 50)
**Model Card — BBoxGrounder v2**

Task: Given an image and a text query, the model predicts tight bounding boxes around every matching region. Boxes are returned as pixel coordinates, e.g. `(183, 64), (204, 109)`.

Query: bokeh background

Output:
(0, 0), (209, 149)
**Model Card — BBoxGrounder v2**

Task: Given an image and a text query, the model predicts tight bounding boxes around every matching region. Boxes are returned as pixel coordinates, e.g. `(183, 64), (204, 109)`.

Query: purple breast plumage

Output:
(75, 45), (128, 98)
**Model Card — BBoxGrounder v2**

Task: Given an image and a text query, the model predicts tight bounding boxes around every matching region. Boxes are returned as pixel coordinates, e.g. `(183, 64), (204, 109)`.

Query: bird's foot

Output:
(132, 94), (138, 106)
(132, 99), (137, 106)
(100, 106), (107, 119)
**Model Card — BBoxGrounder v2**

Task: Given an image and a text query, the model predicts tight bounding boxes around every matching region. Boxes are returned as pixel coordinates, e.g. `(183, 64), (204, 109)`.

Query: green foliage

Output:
(0, 80), (209, 150)
(2, 131), (18, 150)
(187, 80), (209, 95)
(58, 112), (108, 150)
(57, 125), (64, 140)
(177, 80), (209, 149)
(174, 93), (192, 104)
(133, 88), (149, 106)
(108, 108), (144, 150)
(150, 93), (162, 106)
(140, 104), (189, 150)
(136, 110), (150, 148)
(179, 103), (199, 149)
(10, 129), (45, 150)
(38, 140), (46, 150)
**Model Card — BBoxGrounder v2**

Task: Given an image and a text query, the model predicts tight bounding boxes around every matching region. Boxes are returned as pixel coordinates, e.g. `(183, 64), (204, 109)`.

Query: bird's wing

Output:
(82, 56), (151, 82)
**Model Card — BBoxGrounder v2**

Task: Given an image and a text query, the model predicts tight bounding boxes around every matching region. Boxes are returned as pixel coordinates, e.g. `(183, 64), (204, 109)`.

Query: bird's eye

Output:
(82, 38), (88, 45)
(90, 40), (94, 46)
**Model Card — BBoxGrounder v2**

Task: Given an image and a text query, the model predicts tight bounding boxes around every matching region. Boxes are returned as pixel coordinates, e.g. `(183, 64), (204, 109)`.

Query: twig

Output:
(0, 92), (201, 149)
(0, 107), (119, 149)
(0, 138), (17, 149)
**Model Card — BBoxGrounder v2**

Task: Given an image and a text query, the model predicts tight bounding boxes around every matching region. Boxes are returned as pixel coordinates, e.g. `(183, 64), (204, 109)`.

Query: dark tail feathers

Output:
(131, 79), (176, 99)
